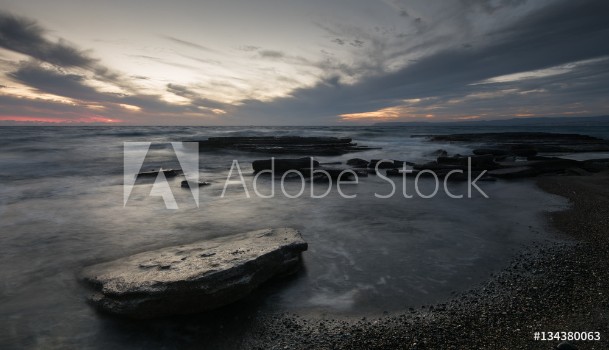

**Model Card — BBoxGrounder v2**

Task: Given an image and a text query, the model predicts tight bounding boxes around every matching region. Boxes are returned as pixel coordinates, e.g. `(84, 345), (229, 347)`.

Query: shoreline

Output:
(243, 171), (609, 349)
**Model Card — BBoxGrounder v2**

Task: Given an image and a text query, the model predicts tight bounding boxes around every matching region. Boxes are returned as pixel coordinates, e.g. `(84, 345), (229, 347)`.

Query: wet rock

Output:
(413, 161), (465, 172)
(510, 145), (538, 157)
(346, 158), (369, 168)
(252, 157), (319, 173)
(555, 341), (578, 350)
(473, 148), (509, 156)
(181, 180), (210, 188)
(436, 155), (497, 170)
(193, 136), (380, 155)
(80, 228), (308, 319)
(429, 149), (448, 157)
(137, 169), (181, 178)
(350, 168), (370, 177)
(582, 158), (609, 172)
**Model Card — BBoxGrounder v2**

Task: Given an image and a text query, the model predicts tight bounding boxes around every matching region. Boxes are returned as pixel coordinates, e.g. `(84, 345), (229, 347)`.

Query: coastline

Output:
(244, 171), (609, 349)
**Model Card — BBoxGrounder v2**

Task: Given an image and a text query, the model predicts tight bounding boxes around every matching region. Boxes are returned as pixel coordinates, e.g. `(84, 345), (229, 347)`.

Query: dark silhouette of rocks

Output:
(424, 132), (609, 153)
(194, 136), (380, 155)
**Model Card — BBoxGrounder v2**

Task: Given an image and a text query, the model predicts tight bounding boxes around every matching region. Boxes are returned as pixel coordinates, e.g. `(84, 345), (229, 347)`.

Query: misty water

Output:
(2, 125), (603, 348)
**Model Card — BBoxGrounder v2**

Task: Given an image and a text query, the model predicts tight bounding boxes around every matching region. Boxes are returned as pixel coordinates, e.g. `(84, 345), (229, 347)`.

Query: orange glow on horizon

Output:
(454, 115), (481, 120)
(340, 106), (438, 122)
(0, 116), (124, 124)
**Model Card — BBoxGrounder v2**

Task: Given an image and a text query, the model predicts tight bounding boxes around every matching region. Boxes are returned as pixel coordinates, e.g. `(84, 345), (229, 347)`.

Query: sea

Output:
(1, 125), (607, 349)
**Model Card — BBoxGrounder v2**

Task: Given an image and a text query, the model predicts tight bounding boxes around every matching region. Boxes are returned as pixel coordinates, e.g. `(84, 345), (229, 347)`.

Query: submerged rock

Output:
(80, 228), (308, 319)
(429, 149), (448, 157)
(473, 148), (509, 156)
(180, 180), (210, 188)
(137, 169), (181, 178)
(346, 158), (369, 168)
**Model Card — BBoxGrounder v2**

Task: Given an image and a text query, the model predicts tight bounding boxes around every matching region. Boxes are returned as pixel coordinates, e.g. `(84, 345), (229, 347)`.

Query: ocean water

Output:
(1, 125), (604, 349)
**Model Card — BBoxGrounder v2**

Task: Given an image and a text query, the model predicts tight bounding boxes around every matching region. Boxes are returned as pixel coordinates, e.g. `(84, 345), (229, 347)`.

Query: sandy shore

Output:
(244, 171), (609, 349)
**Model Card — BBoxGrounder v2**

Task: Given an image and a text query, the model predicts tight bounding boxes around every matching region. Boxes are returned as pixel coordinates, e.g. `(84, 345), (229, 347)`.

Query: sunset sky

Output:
(0, 0), (608, 125)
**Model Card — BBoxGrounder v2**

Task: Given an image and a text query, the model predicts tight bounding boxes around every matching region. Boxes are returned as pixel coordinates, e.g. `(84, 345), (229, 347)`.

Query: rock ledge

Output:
(80, 228), (307, 318)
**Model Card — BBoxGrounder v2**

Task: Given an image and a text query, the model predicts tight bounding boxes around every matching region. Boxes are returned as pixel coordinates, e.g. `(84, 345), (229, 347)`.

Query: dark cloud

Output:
(259, 50), (284, 58)
(0, 11), (95, 68)
(7, 61), (220, 117)
(230, 0), (609, 124)
(350, 39), (365, 48)
(9, 62), (107, 101)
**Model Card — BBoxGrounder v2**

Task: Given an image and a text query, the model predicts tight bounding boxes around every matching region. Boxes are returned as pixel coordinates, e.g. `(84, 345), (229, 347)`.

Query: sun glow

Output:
(0, 115), (123, 124)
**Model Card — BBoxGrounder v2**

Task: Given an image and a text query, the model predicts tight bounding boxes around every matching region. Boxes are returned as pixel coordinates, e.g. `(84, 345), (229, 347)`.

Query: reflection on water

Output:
(0, 126), (583, 348)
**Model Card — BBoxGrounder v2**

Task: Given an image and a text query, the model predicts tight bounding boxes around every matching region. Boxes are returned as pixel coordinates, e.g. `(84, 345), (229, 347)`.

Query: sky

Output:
(0, 0), (608, 125)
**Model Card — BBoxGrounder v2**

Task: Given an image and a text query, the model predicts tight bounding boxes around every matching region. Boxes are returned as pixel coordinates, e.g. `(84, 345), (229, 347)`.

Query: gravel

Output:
(242, 171), (609, 349)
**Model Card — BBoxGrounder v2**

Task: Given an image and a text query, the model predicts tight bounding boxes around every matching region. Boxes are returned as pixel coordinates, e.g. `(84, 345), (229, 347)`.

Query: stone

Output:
(346, 158), (369, 168)
(429, 149), (448, 157)
(193, 136), (380, 155)
(510, 144), (538, 157)
(137, 169), (181, 178)
(180, 180), (210, 188)
(80, 228), (308, 318)
(472, 148), (509, 156)
(555, 341), (578, 350)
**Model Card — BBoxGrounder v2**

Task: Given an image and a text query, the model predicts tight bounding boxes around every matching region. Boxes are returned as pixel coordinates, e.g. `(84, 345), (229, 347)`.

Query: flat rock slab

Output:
(80, 228), (307, 318)
(192, 136), (380, 155)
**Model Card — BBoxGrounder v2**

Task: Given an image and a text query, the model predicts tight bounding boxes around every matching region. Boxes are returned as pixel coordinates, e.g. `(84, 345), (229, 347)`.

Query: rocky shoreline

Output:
(242, 171), (609, 349)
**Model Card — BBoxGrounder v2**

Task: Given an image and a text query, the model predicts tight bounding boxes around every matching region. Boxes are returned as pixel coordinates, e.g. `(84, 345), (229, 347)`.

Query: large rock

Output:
(472, 148), (509, 156)
(193, 136), (380, 155)
(80, 228), (308, 318)
(346, 158), (369, 168)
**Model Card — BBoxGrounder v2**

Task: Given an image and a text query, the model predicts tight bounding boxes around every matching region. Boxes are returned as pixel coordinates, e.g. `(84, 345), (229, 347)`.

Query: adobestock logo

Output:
(123, 143), (491, 210)
(123, 142), (199, 209)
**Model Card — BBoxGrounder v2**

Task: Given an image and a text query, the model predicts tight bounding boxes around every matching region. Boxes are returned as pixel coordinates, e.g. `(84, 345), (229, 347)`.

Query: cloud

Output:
(9, 62), (112, 102)
(228, 0), (609, 124)
(162, 35), (215, 52)
(259, 50), (285, 58)
(0, 11), (94, 68)
(166, 83), (228, 110)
